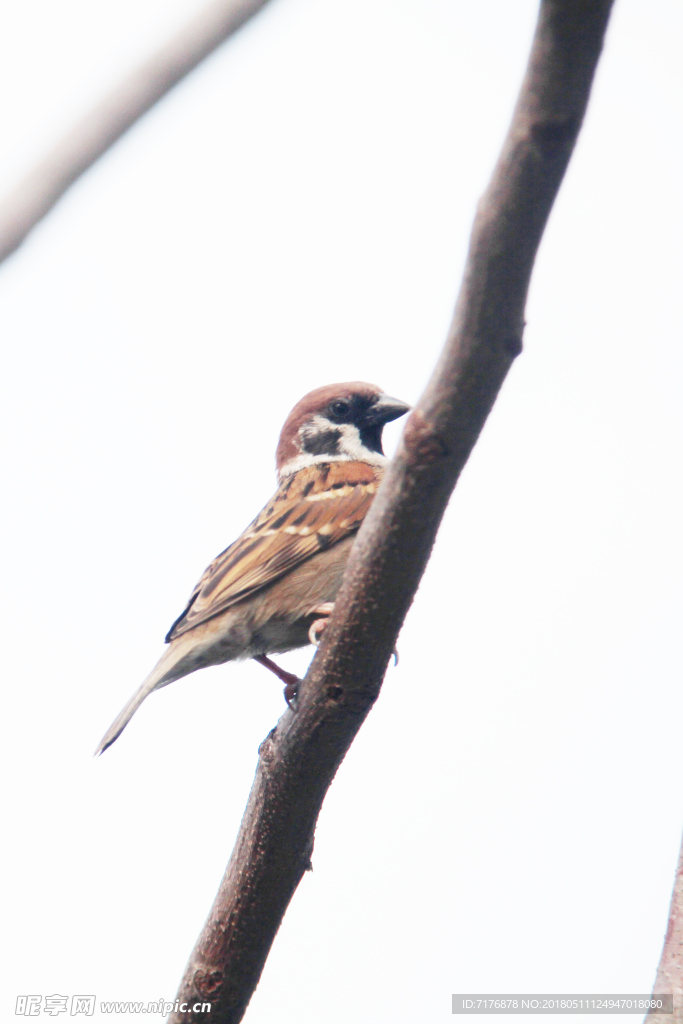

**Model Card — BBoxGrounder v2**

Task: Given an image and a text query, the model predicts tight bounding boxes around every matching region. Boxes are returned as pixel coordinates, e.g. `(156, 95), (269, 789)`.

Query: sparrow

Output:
(95, 382), (410, 754)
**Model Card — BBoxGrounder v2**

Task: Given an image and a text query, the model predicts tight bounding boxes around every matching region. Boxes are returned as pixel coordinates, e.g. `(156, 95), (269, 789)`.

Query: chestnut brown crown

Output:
(276, 382), (410, 478)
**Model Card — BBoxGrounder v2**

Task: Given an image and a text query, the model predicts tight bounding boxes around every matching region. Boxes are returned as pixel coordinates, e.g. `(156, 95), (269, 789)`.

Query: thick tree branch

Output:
(647, 831), (683, 1024)
(170, 2), (614, 1021)
(0, 0), (273, 265)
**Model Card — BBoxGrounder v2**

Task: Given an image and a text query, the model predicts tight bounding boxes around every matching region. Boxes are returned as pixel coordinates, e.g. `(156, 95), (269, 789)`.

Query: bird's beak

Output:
(367, 393), (411, 425)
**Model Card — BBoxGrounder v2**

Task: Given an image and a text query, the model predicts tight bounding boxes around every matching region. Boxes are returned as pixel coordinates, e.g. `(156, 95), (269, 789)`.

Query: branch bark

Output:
(169, 2), (614, 1021)
(647, 830), (683, 1024)
(0, 0), (274, 265)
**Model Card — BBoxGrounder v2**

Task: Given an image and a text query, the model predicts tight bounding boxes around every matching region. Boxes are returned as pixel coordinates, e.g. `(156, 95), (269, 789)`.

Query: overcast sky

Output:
(1, 1), (682, 1022)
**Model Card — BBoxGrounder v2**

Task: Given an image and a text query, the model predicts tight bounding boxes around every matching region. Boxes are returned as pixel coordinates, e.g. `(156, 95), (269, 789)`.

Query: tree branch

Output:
(170, 2), (614, 1021)
(647, 830), (683, 1024)
(0, 0), (274, 265)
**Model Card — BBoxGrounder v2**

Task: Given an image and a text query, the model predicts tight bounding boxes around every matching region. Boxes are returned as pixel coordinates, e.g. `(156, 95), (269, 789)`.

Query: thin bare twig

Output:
(0, 0), (274, 265)
(647, 831), (683, 1024)
(169, 2), (615, 1021)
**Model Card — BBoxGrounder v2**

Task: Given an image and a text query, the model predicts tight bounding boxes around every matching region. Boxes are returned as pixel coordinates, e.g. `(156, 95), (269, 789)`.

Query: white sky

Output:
(1, 1), (682, 1022)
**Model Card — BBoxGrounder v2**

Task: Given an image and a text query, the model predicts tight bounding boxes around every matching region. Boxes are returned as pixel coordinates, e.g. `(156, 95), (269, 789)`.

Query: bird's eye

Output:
(329, 399), (350, 419)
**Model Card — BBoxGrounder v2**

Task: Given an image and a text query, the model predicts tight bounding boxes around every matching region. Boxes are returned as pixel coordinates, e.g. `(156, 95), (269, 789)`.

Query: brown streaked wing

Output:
(165, 468), (379, 641)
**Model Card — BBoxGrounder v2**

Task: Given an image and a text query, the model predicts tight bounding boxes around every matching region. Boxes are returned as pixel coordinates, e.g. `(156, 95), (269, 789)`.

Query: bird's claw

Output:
(308, 618), (329, 646)
(307, 602), (335, 646)
(283, 678), (299, 711)
(253, 653), (301, 711)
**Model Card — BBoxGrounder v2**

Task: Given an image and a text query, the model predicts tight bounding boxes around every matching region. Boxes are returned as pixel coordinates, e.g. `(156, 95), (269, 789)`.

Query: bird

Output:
(95, 382), (410, 754)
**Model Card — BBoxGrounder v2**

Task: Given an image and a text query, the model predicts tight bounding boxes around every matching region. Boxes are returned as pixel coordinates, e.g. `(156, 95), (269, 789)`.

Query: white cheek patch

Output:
(278, 416), (389, 480)
(336, 423), (369, 460)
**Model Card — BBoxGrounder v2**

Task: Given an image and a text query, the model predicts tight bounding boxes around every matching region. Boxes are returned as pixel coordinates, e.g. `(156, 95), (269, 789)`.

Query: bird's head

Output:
(276, 382), (410, 480)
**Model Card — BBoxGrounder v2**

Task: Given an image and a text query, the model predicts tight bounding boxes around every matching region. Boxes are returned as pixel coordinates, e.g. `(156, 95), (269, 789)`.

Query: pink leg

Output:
(253, 654), (300, 708)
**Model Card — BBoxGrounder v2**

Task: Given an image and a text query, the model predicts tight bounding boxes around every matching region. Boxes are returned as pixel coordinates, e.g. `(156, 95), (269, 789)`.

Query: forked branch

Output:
(169, 2), (615, 1021)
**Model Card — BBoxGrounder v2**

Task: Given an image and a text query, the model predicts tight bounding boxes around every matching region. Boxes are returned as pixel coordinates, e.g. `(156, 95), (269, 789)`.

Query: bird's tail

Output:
(94, 640), (195, 756)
